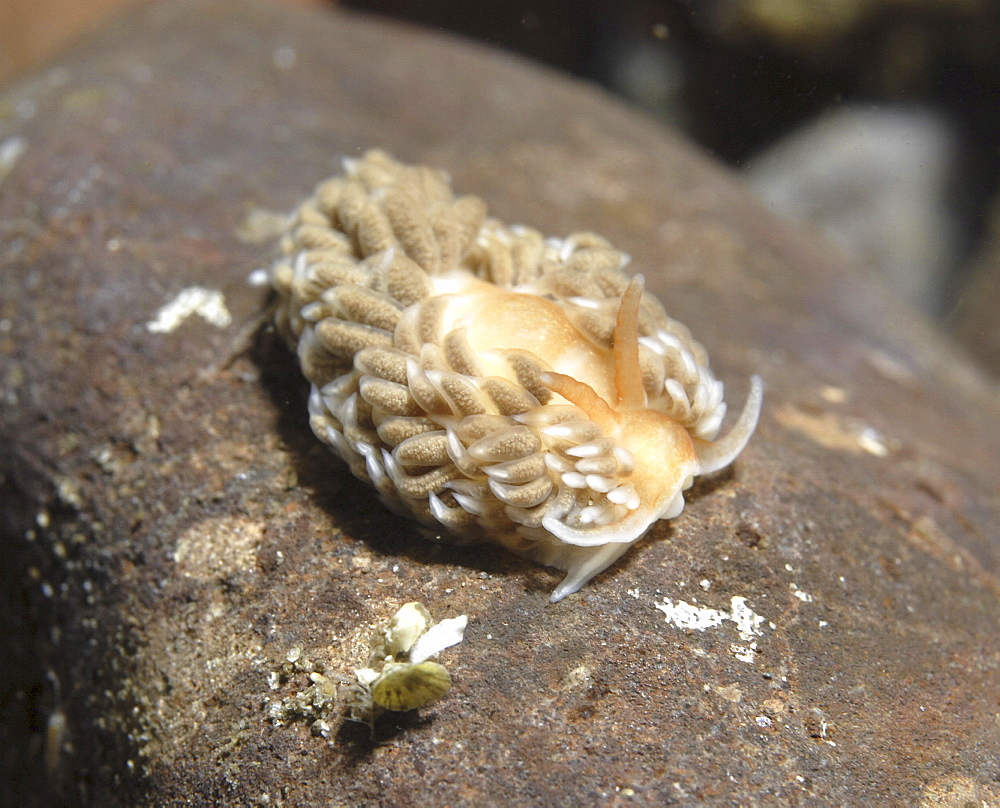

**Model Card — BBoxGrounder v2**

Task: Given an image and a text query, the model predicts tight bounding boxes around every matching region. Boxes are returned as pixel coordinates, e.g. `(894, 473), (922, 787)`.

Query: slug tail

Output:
(548, 542), (635, 602)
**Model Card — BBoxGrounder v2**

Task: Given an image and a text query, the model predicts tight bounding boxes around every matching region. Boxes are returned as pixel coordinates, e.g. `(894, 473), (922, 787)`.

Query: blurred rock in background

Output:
(744, 105), (958, 314)
(0, 0), (141, 86)
(948, 200), (1000, 377)
(3, 0), (998, 349)
(337, 0), (1000, 372)
(0, 0), (324, 85)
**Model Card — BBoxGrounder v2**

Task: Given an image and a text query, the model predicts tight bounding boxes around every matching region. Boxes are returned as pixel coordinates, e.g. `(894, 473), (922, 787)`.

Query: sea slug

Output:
(271, 150), (762, 601)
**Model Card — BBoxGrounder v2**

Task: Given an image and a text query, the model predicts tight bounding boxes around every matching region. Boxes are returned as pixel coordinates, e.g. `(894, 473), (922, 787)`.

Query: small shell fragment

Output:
(371, 661), (452, 711)
(272, 150), (762, 601)
(381, 601), (431, 657)
(343, 601), (467, 728)
(410, 615), (469, 664)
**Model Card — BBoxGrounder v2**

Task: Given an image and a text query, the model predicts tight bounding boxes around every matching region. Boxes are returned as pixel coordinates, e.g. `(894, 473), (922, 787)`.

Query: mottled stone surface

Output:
(1, 1), (998, 805)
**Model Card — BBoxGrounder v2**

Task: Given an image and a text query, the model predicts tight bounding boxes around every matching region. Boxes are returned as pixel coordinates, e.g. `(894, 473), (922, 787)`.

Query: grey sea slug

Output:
(271, 150), (762, 601)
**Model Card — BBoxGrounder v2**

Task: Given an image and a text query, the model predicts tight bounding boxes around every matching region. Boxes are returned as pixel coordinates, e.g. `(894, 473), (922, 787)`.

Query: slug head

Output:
(617, 406), (699, 522)
(540, 276), (761, 552)
(608, 275), (699, 524)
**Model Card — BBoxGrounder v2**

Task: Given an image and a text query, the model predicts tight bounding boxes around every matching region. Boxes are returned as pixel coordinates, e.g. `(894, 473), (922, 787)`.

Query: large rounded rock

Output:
(1, 1), (997, 804)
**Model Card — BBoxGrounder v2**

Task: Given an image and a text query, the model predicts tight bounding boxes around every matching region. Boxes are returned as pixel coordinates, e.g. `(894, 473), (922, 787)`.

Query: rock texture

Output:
(1, 1), (998, 805)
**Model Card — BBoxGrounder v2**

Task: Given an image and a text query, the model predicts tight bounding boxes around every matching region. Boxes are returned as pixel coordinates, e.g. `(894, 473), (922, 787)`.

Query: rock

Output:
(949, 197), (1000, 379)
(745, 104), (960, 314)
(1, 1), (997, 805)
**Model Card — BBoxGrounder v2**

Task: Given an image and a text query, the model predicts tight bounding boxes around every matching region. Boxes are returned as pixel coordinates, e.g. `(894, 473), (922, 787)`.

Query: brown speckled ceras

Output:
(271, 150), (762, 601)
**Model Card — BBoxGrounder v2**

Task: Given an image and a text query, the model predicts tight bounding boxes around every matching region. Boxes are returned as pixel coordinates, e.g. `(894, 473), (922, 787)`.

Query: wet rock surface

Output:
(1, 1), (998, 805)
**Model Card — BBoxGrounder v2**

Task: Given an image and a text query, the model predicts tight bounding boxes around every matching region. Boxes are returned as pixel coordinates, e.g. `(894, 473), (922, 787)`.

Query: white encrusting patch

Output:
(146, 286), (232, 333)
(654, 595), (767, 662)
(655, 598), (727, 631)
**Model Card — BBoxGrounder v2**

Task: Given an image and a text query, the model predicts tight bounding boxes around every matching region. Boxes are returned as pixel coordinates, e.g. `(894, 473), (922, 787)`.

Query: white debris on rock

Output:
(146, 286), (232, 333)
(654, 595), (767, 659)
(790, 583), (814, 603)
(655, 599), (728, 632)
(410, 616), (469, 664)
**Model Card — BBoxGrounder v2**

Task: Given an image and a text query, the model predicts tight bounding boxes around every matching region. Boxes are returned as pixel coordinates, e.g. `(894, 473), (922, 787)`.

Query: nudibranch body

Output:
(271, 150), (762, 601)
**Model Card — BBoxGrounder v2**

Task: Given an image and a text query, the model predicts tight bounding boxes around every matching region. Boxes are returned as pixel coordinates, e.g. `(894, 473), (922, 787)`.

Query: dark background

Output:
(4, 0), (999, 344)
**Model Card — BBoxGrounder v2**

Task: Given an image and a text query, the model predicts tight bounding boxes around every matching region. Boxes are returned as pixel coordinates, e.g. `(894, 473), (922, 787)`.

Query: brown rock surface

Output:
(1, 1), (998, 805)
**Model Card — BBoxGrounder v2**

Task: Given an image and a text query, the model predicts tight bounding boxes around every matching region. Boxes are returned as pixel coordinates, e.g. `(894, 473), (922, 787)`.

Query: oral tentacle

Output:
(694, 374), (764, 474)
(539, 371), (618, 434)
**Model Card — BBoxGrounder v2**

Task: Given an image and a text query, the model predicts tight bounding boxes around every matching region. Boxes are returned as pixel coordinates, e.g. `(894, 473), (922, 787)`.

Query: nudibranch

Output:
(271, 150), (762, 601)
